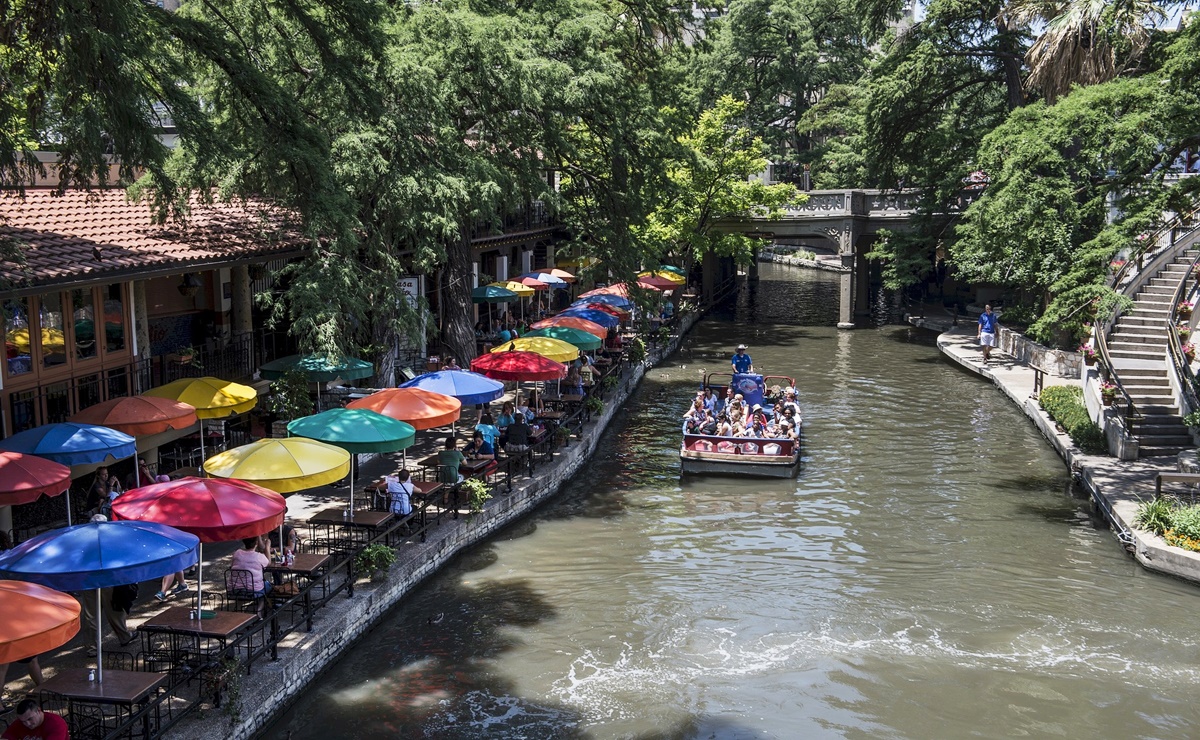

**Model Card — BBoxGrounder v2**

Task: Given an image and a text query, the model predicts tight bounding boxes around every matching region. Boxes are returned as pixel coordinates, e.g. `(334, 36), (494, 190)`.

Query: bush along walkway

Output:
(936, 327), (1200, 585)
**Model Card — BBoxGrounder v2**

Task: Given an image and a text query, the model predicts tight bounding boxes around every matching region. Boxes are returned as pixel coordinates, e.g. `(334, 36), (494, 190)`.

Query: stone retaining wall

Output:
(169, 312), (702, 740)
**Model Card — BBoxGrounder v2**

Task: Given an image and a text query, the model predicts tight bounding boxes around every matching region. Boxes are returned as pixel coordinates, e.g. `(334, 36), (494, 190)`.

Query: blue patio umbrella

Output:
(0, 423), (137, 525)
(0, 422), (136, 466)
(400, 369), (505, 406)
(559, 308), (620, 328)
(571, 293), (632, 310)
(0, 520), (199, 682)
(521, 272), (569, 289)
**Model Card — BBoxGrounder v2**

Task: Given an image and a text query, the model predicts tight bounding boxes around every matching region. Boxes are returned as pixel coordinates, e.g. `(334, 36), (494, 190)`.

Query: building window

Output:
(45, 381), (71, 423)
(103, 284), (126, 353)
(3, 297), (33, 378)
(107, 366), (130, 399)
(40, 292), (66, 369)
(73, 288), (98, 361)
(77, 373), (102, 412)
(10, 389), (37, 434)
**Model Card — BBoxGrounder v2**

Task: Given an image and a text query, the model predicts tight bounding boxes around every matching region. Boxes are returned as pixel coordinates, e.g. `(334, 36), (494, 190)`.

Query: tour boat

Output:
(679, 372), (802, 478)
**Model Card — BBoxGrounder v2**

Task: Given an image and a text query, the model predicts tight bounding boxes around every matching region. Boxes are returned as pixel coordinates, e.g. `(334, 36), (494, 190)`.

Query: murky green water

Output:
(263, 265), (1200, 739)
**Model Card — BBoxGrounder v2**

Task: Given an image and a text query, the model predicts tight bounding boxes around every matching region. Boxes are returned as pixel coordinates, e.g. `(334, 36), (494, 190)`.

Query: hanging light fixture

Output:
(178, 273), (203, 297)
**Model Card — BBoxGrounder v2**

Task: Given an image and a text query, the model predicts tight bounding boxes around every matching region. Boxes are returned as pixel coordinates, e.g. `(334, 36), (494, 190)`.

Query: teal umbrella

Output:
(286, 408), (417, 512)
(260, 353), (374, 383)
(524, 327), (603, 351)
(471, 285), (518, 304)
(660, 264), (686, 276)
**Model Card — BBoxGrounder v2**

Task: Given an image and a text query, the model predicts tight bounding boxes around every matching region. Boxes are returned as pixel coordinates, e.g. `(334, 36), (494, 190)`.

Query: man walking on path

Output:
(978, 305), (998, 363)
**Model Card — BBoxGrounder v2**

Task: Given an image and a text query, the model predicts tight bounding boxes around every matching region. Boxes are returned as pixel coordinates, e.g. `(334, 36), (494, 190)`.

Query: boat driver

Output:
(731, 344), (753, 374)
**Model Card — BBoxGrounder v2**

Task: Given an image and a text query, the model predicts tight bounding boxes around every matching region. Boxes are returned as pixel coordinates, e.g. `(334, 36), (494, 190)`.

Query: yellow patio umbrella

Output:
(488, 281), (535, 298)
(638, 270), (686, 284)
(490, 337), (579, 363)
(203, 438), (350, 493)
(142, 377), (257, 418)
(143, 377), (258, 470)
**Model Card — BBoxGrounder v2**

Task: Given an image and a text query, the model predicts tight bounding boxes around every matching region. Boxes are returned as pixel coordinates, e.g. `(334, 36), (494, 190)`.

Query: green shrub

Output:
(1169, 506), (1200, 541)
(1039, 385), (1106, 454)
(1134, 497), (1174, 536)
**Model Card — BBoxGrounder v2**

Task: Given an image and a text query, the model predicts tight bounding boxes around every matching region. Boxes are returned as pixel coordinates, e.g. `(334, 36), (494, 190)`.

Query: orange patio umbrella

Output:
(346, 388), (461, 430)
(579, 283), (631, 299)
(529, 315), (607, 338)
(70, 396), (198, 437)
(0, 580), (81, 663)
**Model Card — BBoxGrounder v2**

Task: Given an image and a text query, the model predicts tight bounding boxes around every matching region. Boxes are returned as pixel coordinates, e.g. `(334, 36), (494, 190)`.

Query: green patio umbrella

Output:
(660, 264), (686, 276)
(260, 353), (374, 382)
(471, 285), (518, 303)
(260, 353), (374, 412)
(524, 326), (603, 351)
(287, 408), (417, 512)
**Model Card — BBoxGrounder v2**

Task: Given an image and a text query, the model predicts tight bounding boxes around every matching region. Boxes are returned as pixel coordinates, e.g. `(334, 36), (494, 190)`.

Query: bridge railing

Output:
(776, 188), (971, 218)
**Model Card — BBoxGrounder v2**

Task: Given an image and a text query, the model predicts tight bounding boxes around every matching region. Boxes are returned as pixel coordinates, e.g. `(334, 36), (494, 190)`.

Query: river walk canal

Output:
(263, 264), (1200, 738)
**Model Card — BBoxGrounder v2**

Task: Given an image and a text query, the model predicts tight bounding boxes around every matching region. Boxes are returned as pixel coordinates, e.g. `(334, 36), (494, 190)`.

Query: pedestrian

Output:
(977, 304), (999, 363)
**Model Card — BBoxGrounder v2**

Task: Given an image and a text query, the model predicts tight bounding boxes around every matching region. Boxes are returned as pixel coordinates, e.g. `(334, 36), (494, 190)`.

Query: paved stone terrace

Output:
(935, 325), (1200, 584)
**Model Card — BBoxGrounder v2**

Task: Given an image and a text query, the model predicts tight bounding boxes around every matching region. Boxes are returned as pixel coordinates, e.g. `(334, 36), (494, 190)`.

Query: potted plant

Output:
(627, 337), (647, 364)
(1078, 343), (1097, 366)
(1180, 301), (1195, 320)
(1179, 323), (1193, 341)
(1099, 380), (1118, 405)
(600, 374), (620, 394)
(584, 396), (604, 417)
(554, 425), (572, 448)
(1185, 342), (1197, 363)
(461, 477), (491, 514)
(355, 543), (397, 581)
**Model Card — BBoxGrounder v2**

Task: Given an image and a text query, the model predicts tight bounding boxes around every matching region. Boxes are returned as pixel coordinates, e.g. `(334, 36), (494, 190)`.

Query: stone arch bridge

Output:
(716, 188), (968, 327)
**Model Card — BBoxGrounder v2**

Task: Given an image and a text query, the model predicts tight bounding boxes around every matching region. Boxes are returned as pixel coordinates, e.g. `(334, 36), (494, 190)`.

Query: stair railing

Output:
(1097, 204), (1200, 433)
(1165, 224), (1200, 419)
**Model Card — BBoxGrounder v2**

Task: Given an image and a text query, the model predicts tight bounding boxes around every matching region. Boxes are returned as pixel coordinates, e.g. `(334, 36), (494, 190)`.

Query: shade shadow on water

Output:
(263, 265), (1200, 739)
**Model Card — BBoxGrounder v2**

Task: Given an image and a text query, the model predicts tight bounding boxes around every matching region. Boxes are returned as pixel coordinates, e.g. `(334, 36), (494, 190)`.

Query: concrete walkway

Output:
(936, 325), (1200, 584)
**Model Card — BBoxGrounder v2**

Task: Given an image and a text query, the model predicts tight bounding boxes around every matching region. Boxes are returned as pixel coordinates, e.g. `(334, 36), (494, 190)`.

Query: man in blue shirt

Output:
(977, 304), (998, 363)
(731, 344), (754, 374)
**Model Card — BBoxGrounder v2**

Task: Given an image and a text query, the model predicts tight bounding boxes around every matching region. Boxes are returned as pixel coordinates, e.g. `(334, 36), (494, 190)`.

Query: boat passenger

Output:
(700, 411), (719, 435)
(703, 388), (718, 412)
(731, 344), (754, 374)
(717, 414), (733, 436)
(683, 399), (705, 421)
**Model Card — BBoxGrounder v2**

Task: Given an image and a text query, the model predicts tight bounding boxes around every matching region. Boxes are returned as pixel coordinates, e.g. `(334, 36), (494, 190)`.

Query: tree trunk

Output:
(443, 232), (477, 367)
(995, 19), (1027, 111)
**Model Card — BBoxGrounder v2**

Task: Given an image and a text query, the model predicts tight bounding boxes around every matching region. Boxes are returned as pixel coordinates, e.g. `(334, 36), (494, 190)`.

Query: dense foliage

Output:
(3, 0), (1198, 356)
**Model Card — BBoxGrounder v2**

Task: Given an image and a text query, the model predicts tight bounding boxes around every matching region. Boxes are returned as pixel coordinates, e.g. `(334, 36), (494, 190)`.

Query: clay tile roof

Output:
(0, 189), (306, 289)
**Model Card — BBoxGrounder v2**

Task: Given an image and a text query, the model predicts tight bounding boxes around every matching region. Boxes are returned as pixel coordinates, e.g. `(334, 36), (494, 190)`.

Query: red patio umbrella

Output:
(637, 276), (678, 291)
(0, 581), (81, 663)
(529, 315), (608, 338)
(111, 477), (286, 543)
(111, 476), (287, 612)
(70, 396), (198, 437)
(471, 350), (568, 381)
(346, 388), (461, 430)
(0, 451), (71, 507)
(514, 276), (550, 291)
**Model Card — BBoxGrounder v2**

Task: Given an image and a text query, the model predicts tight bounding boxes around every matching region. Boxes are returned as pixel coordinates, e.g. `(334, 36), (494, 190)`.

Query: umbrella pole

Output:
(96, 589), (104, 683)
(199, 423), (205, 476)
(349, 454), (355, 513)
(196, 542), (204, 617)
(66, 489), (73, 526)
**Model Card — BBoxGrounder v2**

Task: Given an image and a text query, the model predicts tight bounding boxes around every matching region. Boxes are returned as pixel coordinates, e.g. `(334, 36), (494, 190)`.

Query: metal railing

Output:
(1097, 204), (1200, 432)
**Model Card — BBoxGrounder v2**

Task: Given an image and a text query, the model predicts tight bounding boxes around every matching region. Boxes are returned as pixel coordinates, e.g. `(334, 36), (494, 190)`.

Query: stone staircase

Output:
(1107, 248), (1199, 457)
